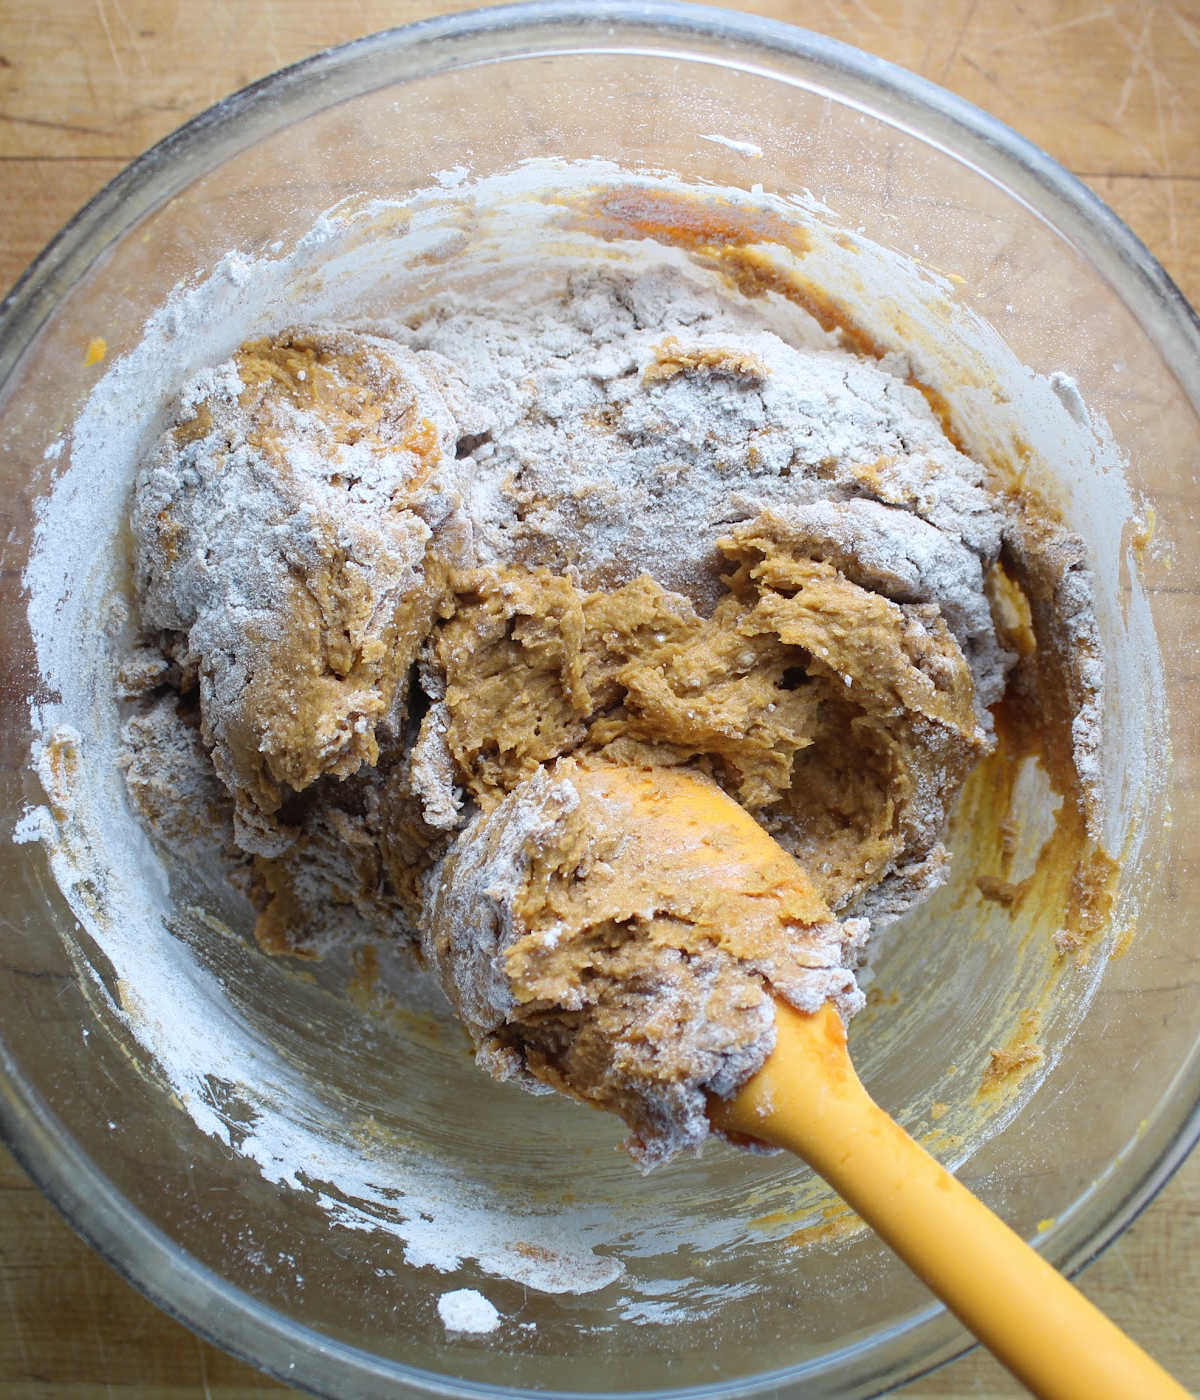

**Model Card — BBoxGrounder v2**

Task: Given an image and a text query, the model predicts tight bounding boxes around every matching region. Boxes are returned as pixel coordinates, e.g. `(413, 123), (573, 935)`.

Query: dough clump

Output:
(120, 266), (1097, 1161)
(131, 327), (470, 857)
(427, 758), (868, 1164)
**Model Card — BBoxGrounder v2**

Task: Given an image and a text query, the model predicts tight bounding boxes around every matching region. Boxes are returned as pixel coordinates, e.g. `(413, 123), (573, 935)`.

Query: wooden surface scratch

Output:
(1, 1), (1198, 1396)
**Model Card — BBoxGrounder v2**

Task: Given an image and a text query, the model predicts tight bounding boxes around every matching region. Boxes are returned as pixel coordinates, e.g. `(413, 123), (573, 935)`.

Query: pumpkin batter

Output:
(119, 263), (1100, 1161)
(427, 758), (869, 1164)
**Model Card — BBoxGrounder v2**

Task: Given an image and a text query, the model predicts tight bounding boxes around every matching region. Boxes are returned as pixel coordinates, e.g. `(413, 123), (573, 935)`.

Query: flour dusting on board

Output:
(19, 160), (1158, 1319)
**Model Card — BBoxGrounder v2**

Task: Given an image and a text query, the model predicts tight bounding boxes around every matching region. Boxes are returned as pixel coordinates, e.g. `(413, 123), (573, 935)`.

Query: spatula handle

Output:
(712, 1001), (1189, 1400)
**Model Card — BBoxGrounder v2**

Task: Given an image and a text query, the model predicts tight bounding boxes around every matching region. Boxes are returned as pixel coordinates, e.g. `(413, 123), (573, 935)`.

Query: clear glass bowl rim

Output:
(2, 3), (1200, 1398)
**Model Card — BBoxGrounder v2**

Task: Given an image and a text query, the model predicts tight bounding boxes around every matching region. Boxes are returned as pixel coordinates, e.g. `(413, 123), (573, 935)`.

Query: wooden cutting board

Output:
(2, 2), (1197, 1396)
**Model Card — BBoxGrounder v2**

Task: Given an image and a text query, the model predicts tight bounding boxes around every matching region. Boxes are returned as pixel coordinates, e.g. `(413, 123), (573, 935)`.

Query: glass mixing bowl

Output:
(1, 3), (1198, 1397)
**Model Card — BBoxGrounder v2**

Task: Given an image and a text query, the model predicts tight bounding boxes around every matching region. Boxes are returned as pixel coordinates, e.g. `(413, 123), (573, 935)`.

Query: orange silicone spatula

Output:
(711, 997), (1189, 1400)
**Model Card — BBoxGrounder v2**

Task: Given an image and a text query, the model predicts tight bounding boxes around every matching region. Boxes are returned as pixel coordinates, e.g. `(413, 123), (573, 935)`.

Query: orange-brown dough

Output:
(131, 327), (471, 857)
(429, 510), (986, 918)
(426, 759), (866, 1163)
(118, 264), (1103, 1163)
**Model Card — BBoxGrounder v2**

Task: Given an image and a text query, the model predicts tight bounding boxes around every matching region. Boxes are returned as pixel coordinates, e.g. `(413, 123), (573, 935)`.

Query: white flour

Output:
(438, 1288), (502, 1335)
(397, 277), (1010, 692)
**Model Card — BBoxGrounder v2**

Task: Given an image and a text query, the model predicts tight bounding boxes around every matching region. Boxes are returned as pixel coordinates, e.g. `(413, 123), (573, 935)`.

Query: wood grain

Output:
(2, 2), (1198, 1397)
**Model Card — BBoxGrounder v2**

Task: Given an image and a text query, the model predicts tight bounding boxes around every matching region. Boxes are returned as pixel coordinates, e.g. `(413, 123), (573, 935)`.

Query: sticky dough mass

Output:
(121, 265), (1047, 1163)
(427, 759), (870, 1163)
